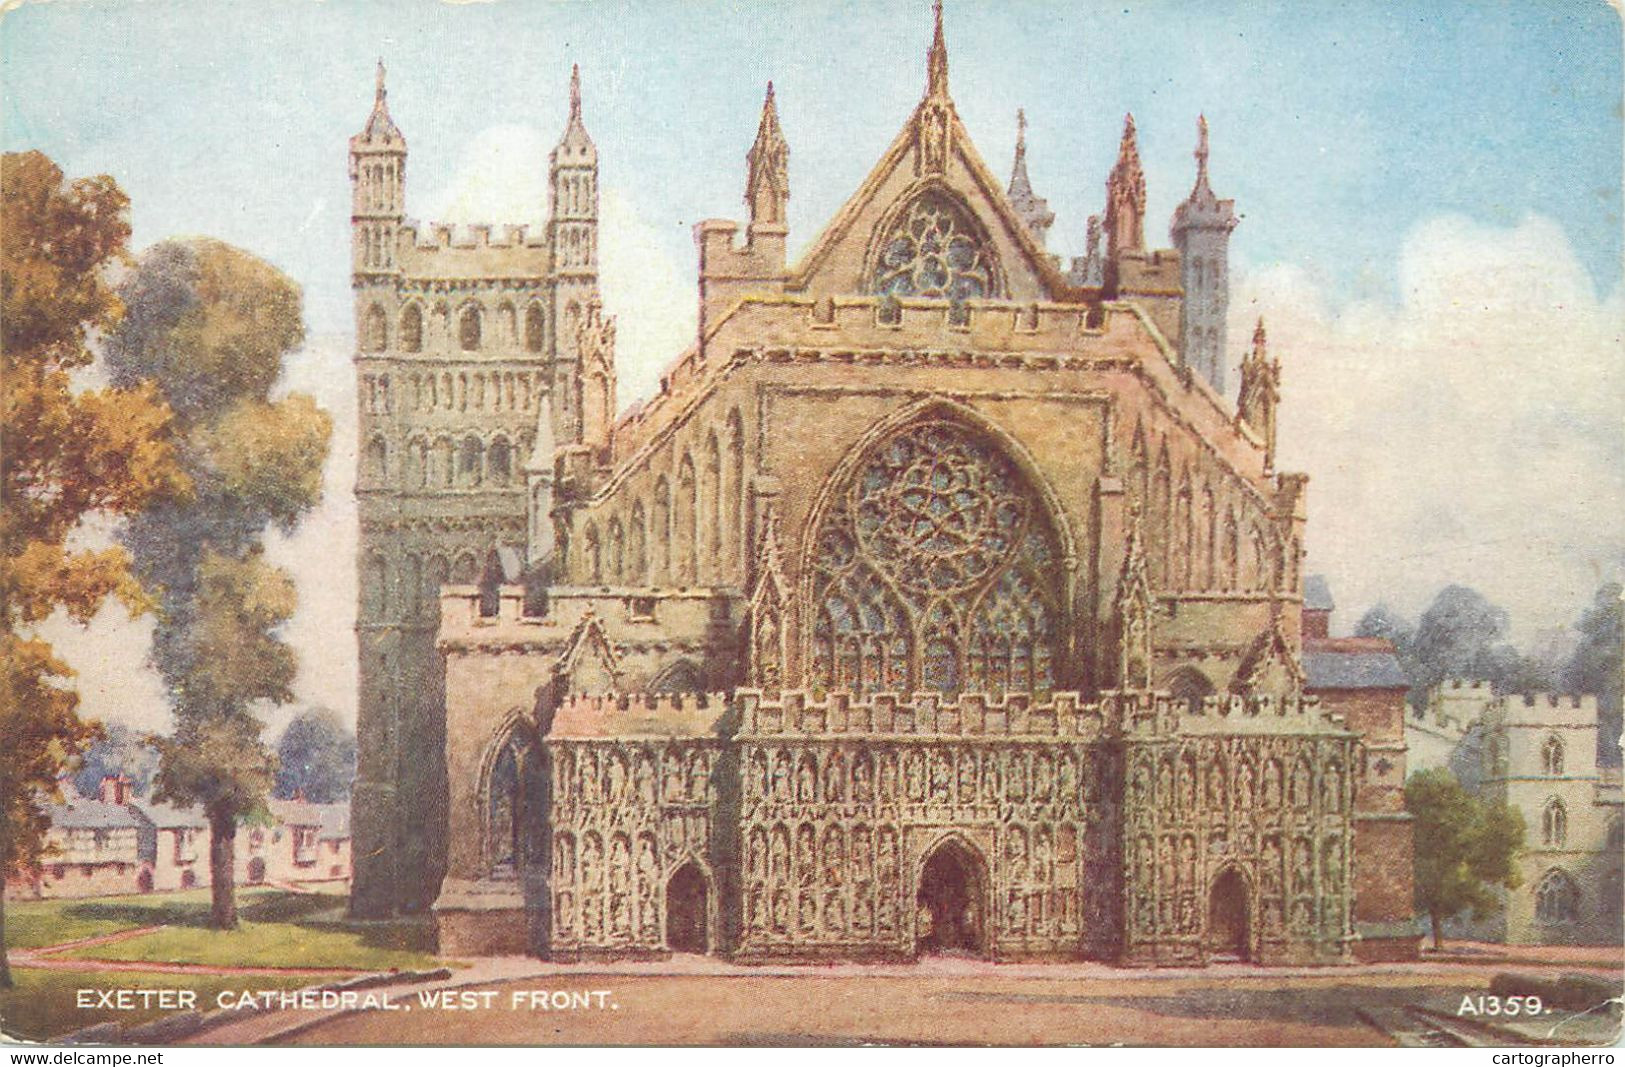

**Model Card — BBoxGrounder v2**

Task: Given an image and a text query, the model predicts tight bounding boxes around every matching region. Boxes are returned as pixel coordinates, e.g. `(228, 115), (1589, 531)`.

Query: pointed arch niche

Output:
(800, 408), (1069, 696)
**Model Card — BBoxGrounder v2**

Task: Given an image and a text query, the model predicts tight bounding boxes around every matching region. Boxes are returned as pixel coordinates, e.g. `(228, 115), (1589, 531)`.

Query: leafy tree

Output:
(1405, 768), (1525, 949)
(72, 721), (160, 799)
(1406, 585), (1533, 707)
(1564, 582), (1623, 767)
(0, 151), (186, 987)
(106, 237), (330, 930)
(1355, 602), (1414, 647)
(275, 708), (357, 803)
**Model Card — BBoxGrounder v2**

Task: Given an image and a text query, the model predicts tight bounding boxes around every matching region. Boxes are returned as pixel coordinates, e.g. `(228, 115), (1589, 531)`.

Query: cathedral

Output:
(348, 6), (1412, 966)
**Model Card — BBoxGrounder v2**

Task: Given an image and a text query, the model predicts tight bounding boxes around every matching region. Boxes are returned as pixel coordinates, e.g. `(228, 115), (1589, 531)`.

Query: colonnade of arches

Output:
(361, 429), (534, 492)
(362, 296), (550, 355)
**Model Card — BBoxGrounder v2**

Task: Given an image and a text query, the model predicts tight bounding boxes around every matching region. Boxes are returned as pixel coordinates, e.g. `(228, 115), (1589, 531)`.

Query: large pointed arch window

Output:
(871, 192), (996, 301)
(807, 418), (1061, 695)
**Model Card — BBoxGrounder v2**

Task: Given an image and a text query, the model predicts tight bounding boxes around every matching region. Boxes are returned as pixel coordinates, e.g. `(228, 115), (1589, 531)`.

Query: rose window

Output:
(871, 193), (995, 301)
(809, 419), (1061, 695)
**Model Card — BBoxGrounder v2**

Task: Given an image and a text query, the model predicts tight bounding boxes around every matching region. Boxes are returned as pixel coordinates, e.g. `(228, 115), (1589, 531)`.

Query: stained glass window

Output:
(871, 193), (995, 301)
(808, 419), (1061, 695)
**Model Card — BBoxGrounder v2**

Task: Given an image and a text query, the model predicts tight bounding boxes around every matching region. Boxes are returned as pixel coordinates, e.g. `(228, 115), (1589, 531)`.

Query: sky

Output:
(4, 0), (1622, 733)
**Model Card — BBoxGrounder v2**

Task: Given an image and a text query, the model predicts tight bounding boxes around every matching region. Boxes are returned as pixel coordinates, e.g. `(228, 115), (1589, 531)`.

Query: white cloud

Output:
(1234, 214), (1625, 639)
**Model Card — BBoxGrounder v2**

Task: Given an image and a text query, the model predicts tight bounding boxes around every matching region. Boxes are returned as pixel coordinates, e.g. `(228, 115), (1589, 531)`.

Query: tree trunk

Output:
(1431, 910), (1444, 950)
(209, 808), (238, 930)
(0, 885), (12, 989)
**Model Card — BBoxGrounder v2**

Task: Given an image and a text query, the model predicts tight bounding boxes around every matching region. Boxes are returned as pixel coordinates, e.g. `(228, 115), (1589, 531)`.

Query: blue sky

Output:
(5, 1), (1621, 729)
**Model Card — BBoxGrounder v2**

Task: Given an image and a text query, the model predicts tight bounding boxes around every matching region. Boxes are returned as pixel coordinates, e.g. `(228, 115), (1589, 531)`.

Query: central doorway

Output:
(1207, 868), (1250, 961)
(916, 838), (987, 956)
(665, 862), (709, 953)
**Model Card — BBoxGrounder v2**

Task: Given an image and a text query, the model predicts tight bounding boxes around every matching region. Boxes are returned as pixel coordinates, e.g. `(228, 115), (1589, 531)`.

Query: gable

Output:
(786, 101), (1071, 303)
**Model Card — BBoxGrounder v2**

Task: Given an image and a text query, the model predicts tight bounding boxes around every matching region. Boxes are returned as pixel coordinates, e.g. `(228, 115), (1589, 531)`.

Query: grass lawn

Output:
(0, 967), (312, 1042)
(7, 888), (440, 971)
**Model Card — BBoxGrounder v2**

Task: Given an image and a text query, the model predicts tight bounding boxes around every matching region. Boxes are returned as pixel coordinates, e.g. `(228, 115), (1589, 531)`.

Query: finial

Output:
(1196, 114), (1209, 182)
(375, 59), (386, 101)
(569, 63), (582, 122)
(927, 0), (949, 97)
(1016, 108), (1027, 157)
(1253, 316), (1267, 351)
(1122, 112), (1137, 144)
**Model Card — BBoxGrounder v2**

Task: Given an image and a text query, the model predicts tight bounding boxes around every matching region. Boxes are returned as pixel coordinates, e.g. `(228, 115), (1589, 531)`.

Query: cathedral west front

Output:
(348, 5), (1412, 966)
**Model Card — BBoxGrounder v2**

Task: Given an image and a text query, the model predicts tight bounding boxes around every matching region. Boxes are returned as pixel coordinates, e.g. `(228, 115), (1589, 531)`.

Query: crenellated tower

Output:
(1238, 318), (1281, 473)
(1171, 115), (1238, 392)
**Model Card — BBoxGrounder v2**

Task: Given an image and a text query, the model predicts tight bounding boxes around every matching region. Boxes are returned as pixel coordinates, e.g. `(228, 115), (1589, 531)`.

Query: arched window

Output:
(871, 191), (996, 300)
(653, 476), (672, 584)
(459, 304), (483, 351)
(1542, 735), (1565, 776)
(488, 437), (512, 486)
(1535, 868), (1581, 923)
(525, 303), (546, 353)
(459, 435), (483, 487)
(807, 417), (1063, 695)
(364, 304), (388, 352)
(726, 410), (745, 569)
(364, 435), (388, 485)
(496, 302), (516, 348)
(582, 522), (602, 584)
(1543, 798), (1568, 847)
(704, 432), (721, 578)
(677, 454), (697, 585)
(401, 302), (425, 352)
(607, 518), (625, 582)
(433, 438), (455, 488)
(629, 501), (647, 583)
(487, 733), (527, 878)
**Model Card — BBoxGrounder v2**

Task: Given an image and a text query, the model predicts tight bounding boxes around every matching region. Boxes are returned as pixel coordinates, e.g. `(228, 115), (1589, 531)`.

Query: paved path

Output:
(184, 954), (1624, 1048)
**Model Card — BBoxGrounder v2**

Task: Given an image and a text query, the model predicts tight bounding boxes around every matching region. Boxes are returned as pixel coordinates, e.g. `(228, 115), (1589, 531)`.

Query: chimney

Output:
(99, 775), (130, 806)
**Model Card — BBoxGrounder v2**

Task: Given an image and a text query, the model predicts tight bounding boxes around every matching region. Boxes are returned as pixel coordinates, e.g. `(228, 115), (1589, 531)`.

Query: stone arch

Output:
(1162, 665), (1215, 714)
(363, 303), (388, 352)
(1543, 797), (1568, 846)
(458, 434), (484, 487)
(653, 476), (672, 584)
(1207, 864), (1253, 961)
(524, 301), (546, 353)
(432, 436), (455, 488)
(405, 436), (427, 488)
(1542, 734), (1565, 776)
(582, 521), (602, 584)
(676, 452), (697, 585)
(915, 832), (989, 956)
(607, 517), (625, 582)
(649, 658), (705, 694)
(488, 435), (512, 486)
(665, 859), (713, 953)
(1535, 867), (1581, 924)
(866, 180), (1004, 300)
(798, 400), (1074, 695)
(459, 301), (483, 351)
(399, 303), (423, 353)
(363, 434), (388, 486)
(479, 716), (535, 879)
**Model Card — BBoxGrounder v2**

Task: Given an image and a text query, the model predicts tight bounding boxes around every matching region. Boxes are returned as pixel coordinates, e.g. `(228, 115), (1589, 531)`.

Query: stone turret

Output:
(549, 64), (602, 447)
(1171, 115), (1238, 392)
(1104, 114), (1146, 262)
(349, 60), (406, 278)
(1238, 319), (1281, 473)
(1007, 109), (1054, 248)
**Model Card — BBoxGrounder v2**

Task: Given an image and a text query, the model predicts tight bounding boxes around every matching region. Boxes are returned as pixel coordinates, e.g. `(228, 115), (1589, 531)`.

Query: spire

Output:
(551, 62), (596, 167)
(1238, 316), (1282, 473)
(569, 63), (582, 123)
(1105, 113), (1146, 258)
(375, 58), (386, 103)
(356, 58), (403, 146)
(746, 81), (790, 228)
(1252, 316), (1267, 356)
(927, 0), (949, 98)
(1194, 113), (1210, 191)
(1006, 107), (1054, 247)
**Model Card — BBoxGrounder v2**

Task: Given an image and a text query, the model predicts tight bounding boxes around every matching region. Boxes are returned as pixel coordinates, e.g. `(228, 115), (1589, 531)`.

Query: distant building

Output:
(4, 777), (353, 901)
(1408, 680), (1492, 779)
(1300, 576), (1421, 962)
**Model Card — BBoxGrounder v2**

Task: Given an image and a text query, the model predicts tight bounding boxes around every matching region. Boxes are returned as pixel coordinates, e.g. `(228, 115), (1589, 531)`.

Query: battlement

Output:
(736, 688), (1334, 740)
(547, 691), (734, 740)
(400, 220), (548, 251)
(1513, 692), (1598, 712)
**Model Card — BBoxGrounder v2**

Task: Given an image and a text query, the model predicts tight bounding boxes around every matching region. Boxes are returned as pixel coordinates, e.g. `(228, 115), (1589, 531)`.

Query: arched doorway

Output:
(1207, 867), (1250, 961)
(246, 857), (266, 885)
(916, 838), (988, 956)
(665, 862), (710, 953)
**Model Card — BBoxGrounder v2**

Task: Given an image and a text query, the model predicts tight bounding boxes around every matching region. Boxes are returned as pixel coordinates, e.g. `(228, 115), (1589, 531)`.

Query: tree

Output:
(106, 237), (330, 930)
(274, 708), (356, 803)
(1564, 582), (1623, 768)
(72, 721), (160, 799)
(1405, 768), (1525, 949)
(0, 151), (187, 987)
(1407, 585), (1529, 707)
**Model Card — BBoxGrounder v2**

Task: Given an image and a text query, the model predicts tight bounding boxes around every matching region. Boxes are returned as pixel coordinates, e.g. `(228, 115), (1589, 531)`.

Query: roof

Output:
(267, 799), (350, 840)
(1302, 574), (1335, 612)
(48, 798), (142, 830)
(548, 694), (731, 740)
(131, 800), (207, 830)
(1304, 639), (1409, 691)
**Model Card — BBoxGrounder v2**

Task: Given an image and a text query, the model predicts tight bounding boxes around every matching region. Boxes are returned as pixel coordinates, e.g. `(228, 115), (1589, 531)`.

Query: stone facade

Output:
(354, 7), (1400, 964)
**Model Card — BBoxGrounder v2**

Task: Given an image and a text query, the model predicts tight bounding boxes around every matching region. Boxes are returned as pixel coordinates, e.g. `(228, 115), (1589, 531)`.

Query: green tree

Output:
(1564, 582), (1623, 767)
(0, 151), (187, 987)
(1405, 768), (1525, 949)
(275, 708), (357, 804)
(106, 237), (330, 930)
(71, 721), (160, 799)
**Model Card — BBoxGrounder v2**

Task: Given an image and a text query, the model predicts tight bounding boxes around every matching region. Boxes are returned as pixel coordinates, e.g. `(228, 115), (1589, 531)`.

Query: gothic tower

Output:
(549, 65), (603, 457)
(1171, 115), (1238, 392)
(349, 65), (566, 916)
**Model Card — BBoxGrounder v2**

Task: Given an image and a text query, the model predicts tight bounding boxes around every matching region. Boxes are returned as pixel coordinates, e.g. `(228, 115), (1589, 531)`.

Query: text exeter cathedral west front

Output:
(347, 6), (1415, 966)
